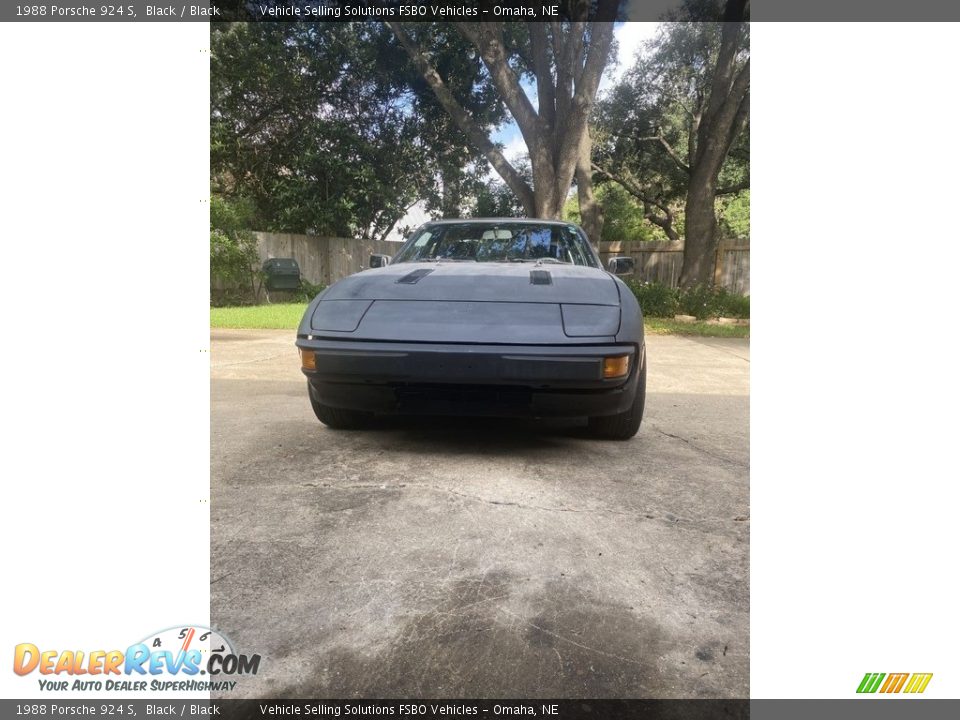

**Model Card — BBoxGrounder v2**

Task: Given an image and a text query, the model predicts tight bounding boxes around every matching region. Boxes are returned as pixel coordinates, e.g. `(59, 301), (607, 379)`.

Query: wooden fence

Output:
(599, 238), (750, 295)
(253, 232), (400, 287)
(214, 232), (749, 297)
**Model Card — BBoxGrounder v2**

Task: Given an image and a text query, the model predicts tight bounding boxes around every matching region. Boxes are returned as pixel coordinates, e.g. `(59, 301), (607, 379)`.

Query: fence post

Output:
(713, 239), (725, 288)
(322, 239), (331, 287)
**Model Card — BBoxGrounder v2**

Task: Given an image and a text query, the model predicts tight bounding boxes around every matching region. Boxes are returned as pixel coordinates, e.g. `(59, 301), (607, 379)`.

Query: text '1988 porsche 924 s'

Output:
(295, 219), (645, 439)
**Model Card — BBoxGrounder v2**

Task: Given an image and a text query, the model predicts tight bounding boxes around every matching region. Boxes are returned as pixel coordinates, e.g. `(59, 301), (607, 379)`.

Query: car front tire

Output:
(308, 382), (372, 430)
(587, 353), (646, 440)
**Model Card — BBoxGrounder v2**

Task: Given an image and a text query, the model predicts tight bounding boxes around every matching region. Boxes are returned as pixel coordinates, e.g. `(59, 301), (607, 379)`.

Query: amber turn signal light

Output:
(602, 355), (630, 379)
(300, 348), (316, 370)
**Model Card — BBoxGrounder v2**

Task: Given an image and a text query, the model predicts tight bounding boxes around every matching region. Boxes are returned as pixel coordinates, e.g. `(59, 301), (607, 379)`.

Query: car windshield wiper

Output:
(506, 257), (569, 264)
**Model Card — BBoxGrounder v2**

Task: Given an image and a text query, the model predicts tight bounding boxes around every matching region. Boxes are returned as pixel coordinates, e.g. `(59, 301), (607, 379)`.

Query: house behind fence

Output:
(215, 232), (749, 298)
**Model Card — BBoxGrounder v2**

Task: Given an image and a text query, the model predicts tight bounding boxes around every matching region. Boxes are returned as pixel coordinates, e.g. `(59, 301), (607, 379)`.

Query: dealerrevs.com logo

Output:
(13, 625), (260, 693)
(857, 672), (933, 694)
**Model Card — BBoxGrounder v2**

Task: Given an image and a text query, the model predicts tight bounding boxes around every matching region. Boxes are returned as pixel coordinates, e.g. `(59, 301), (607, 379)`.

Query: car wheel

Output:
(587, 353), (646, 440)
(308, 383), (372, 430)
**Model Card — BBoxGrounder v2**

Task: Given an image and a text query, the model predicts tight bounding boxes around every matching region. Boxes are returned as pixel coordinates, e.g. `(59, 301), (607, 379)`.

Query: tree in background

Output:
(594, 0), (749, 285)
(564, 183), (674, 243)
(396, 23), (510, 219)
(389, 6), (618, 243)
(211, 23), (498, 241)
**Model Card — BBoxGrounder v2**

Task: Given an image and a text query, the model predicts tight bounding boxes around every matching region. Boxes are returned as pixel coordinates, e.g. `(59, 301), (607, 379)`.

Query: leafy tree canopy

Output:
(592, 0), (749, 277)
(211, 22), (501, 240)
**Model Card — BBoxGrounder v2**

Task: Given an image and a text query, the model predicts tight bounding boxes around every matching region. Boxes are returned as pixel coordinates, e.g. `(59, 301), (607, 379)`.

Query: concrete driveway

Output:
(211, 329), (749, 698)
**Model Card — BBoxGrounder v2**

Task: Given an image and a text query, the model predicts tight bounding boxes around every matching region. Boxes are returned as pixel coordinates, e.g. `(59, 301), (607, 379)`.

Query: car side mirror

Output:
(369, 254), (391, 269)
(608, 256), (635, 276)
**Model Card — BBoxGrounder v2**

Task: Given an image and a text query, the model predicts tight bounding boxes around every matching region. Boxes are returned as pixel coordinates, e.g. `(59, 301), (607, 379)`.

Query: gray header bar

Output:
(4, 1), (960, 22)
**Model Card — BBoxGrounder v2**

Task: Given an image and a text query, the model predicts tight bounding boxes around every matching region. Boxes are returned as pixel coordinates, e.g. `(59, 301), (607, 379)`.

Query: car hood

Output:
(321, 262), (621, 306)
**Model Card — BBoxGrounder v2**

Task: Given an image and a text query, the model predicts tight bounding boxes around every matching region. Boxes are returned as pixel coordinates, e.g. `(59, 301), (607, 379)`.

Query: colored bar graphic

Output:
(856, 672), (885, 693)
(880, 673), (908, 693)
(904, 673), (933, 694)
(858, 672), (932, 694)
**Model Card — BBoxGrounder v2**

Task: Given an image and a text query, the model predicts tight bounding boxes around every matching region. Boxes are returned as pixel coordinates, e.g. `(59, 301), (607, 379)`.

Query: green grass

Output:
(211, 303), (749, 338)
(644, 317), (750, 338)
(210, 303), (307, 330)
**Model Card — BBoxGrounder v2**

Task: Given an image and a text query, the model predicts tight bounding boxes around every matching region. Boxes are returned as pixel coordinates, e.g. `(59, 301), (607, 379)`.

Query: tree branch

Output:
(457, 24), (541, 147)
(529, 23), (556, 131)
(722, 61), (750, 146)
(388, 22), (535, 214)
(639, 135), (691, 174)
(592, 162), (673, 215)
(594, 161), (681, 242)
(716, 178), (750, 195)
(552, 15), (615, 203)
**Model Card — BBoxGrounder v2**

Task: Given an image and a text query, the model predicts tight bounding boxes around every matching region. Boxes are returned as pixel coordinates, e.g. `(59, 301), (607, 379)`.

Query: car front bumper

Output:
(295, 338), (643, 418)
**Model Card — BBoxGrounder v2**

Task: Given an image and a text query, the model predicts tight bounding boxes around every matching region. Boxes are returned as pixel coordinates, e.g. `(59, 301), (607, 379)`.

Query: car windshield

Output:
(392, 222), (598, 268)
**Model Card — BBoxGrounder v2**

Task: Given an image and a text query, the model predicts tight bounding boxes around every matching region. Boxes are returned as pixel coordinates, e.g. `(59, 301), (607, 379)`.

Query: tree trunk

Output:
(575, 131), (604, 245)
(677, 2), (749, 288)
(679, 167), (719, 287)
(532, 183), (564, 219)
(390, 20), (613, 225)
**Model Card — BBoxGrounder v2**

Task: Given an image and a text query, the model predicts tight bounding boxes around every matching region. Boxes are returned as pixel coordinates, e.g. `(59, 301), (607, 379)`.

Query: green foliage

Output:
(625, 280), (749, 320)
(720, 290), (750, 319)
(565, 186), (670, 242)
(293, 279), (326, 303)
(598, 185), (654, 242)
(718, 190), (750, 239)
(472, 178), (527, 218)
(211, 23), (503, 239)
(210, 195), (259, 295)
(677, 284), (750, 320)
(592, 18), (748, 244)
(677, 284), (720, 319)
(625, 280), (680, 318)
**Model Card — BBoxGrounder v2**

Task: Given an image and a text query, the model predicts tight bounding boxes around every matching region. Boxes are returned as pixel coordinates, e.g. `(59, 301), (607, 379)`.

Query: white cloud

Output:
(602, 22), (660, 90)
(502, 134), (528, 163)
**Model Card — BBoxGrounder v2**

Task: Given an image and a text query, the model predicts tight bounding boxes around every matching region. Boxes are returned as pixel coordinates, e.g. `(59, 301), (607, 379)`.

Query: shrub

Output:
(716, 289), (750, 319)
(293, 279), (326, 303)
(677, 284), (750, 320)
(627, 280), (749, 320)
(677, 284), (723, 320)
(626, 280), (679, 318)
(211, 195), (260, 303)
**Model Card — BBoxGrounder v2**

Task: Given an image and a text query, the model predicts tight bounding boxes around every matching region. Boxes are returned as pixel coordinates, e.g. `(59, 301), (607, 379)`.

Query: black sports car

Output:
(295, 218), (645, 439)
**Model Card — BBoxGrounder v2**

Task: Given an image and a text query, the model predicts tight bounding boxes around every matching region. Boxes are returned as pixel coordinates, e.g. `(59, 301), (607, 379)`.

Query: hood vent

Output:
(396, 268), (434, 284)
(529, 269), (552, 285)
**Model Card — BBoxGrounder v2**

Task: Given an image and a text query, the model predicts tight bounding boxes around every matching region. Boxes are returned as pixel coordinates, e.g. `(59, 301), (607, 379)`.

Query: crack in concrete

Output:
(649, 426), (748, 469)
(211, 351), (291, 368)
(498, 607), (644, 666)
(309, 482), (748, 526)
